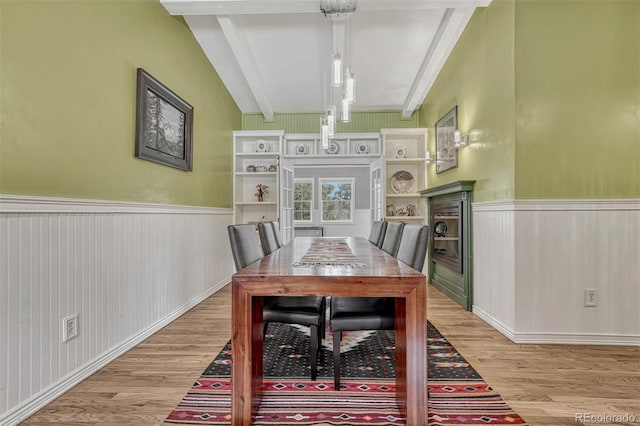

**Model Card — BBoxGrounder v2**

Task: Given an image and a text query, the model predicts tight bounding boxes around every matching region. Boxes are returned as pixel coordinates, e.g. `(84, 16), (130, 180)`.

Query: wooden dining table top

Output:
(234, 236), (424, 281)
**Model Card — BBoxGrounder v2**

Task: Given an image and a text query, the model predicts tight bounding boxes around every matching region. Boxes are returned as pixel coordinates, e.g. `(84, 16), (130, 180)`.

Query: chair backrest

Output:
(368, 220), (388, 248)
(380, 221), (405, 257)
(396, 224), (429, 271)
(270, 221), (284, 248)
(258, 222), (280, 255)
(228, 224), (264, 271)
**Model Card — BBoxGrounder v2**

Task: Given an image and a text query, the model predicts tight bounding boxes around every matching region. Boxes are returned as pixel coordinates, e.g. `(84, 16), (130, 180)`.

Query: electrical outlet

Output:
(585, 289), (597, 307)
(62, 314), (79, 342)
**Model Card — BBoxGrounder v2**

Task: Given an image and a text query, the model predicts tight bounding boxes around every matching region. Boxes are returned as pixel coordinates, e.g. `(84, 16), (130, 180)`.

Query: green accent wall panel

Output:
(420, 0), (639, 202)
(242, 111), (419, 133)
(419, 1), (517, 203)
(0, 0), (241, 207)
(514, 0), (640, 199)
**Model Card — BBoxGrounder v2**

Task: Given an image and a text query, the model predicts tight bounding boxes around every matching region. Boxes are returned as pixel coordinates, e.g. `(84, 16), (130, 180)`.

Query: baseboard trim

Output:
(511, 332), (640, 346)
(473, 306), (640, 346)
(472, 306), (517, 341)
(0, 278), (231, 426)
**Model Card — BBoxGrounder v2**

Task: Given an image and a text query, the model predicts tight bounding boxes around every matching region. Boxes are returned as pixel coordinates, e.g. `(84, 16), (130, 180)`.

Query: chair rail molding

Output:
(0, 194), (234, 424)
(472, 198), (640, 346)
(0, 194), (233, 214)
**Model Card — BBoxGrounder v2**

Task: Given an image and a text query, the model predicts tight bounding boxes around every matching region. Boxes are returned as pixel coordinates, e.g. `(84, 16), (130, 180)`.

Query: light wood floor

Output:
(22, 284), (639, 425)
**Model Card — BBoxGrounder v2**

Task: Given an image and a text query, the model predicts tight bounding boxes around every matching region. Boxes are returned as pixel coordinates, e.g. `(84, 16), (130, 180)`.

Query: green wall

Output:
(0, 0), (240, 207)
(243, 111), (419, 133)
(420, 0), (640, 202)
(420, 0), (517, 202)
(514, 0), (639, 199)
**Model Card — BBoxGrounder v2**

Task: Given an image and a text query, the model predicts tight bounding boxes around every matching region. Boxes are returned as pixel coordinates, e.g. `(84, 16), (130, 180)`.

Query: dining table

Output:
(231, 236), (427, 425)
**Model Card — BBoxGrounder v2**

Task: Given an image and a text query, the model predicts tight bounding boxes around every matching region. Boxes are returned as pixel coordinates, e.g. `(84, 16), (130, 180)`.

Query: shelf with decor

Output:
(284, 133), (380, 164)
(235, 172), (277, 177)
(380, 128), (428, 223)
(233, 130), (283, 225)
(235, 202), (277, 206)
(385, 216), (426, 221)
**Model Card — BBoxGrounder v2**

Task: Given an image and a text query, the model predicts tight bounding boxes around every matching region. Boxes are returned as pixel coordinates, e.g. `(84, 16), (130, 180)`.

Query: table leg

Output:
(232, 281), (263, 425)
(395, 281), (427, 425)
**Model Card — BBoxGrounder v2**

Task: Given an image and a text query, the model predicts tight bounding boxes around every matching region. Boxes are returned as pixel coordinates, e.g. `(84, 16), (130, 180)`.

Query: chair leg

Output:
(333, 330), (342, 390)
(310, 325), (318, 380)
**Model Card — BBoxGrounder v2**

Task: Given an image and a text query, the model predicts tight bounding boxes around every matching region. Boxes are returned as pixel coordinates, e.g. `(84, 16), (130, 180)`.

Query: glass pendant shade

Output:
(320, 116), (330, 148)
(326, 106), (336, 137)
(345, 70), (356, 103)
(341, 97), (351, 123)
(332, 53), (343, 87)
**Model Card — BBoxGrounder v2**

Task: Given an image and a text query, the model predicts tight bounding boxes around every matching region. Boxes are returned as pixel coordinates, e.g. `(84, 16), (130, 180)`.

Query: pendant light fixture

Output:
(321, 0), (357, 134)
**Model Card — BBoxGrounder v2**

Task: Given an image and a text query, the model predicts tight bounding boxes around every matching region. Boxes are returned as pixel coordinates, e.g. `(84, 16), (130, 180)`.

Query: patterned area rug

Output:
(163, 322), (527, 425)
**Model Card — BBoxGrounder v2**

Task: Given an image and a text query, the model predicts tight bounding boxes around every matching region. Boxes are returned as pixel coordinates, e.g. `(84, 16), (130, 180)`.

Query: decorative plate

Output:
(295, 144), (309, 155)
(394, 146), (408, 158)
(255, 140), (269, 153)
(325, 141), (339, 155)
(434, 221), (448, 237)
(389, 170), (415, 194)
(355, 143), (370, 154)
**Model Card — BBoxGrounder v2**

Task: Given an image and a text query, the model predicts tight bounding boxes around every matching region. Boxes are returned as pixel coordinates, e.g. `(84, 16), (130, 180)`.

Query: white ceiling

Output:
(161, 0), (492, 120)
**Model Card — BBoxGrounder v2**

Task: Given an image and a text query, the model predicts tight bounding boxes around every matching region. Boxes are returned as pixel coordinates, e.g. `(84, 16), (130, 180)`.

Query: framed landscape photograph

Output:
(135, 68), (193, 171)
(435, 106), (458, 174)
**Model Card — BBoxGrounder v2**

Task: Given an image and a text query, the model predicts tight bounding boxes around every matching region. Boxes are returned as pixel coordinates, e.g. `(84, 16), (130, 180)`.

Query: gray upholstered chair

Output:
(258, 221), (280, 254)
(368, 220), (388, 248)
(270, 221), (284, 248)
(329, 223), (429, 389)
(396, 224), (429, 272)
(231, 223), (325, 380)
(380, 221), (405, 256)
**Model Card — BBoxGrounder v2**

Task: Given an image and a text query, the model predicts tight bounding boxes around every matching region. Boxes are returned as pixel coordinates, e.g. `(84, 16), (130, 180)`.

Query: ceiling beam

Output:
(401, 7), (476, 118)
(162, 0), (492, 16)
(217, 15), (274, 121)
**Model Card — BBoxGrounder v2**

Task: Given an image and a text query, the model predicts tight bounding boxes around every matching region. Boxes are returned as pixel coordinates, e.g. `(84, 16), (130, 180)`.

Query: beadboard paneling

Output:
(472, 199), (640, 345)
(472, 202), (516, 334)
(0, 196), (234, 424)
(242, 111), (419, 133)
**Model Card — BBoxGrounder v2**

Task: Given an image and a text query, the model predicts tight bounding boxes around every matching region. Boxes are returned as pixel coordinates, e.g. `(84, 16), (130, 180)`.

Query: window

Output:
(319, 178), (354, 222)
(294, 179), (313, 222)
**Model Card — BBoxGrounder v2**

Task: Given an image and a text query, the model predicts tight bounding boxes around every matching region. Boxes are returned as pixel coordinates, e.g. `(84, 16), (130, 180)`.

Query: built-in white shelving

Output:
(380, 128), (428, 222)
(232, 130), (283, 225)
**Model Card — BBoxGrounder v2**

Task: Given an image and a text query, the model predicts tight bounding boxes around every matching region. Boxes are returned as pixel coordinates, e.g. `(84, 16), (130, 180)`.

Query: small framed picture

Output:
(435, 106), (458, 174)
(135, 68), (193, 171)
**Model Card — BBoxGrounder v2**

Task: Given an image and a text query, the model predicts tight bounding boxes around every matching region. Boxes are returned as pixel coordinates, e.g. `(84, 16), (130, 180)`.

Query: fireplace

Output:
(420, 181), (475, 311)
(432, 201), (462, 273)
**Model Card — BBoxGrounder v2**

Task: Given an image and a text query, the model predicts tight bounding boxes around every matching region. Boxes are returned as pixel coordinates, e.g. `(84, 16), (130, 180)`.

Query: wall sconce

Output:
(454, 130), (469, 148)
(424, 151), (434, 164)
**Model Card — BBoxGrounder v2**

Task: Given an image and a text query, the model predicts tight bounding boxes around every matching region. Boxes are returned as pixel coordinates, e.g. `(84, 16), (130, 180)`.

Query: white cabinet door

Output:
(279, 155), (294, 244)
(370, 155), (384, 222)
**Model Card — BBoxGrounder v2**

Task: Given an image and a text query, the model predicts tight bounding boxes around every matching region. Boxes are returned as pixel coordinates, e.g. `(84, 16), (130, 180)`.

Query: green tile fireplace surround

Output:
(420, 181), (475, 311)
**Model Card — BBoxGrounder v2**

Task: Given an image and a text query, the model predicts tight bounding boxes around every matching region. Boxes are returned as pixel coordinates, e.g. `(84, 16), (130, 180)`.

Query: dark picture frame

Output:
(435, 106), (458, 174)
(135, 68), (193, 171)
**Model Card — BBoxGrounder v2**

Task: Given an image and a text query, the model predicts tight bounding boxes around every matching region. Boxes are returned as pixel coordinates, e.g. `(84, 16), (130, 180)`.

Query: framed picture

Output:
(135, 68), (193, 171)
(435, 106), (458, 174)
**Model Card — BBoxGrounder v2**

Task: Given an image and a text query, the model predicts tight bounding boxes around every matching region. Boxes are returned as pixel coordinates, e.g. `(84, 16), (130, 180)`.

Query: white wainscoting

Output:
(472, 199), (640, 346)
(472, 201), (517, 337)
(0, 195), (235, 425)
